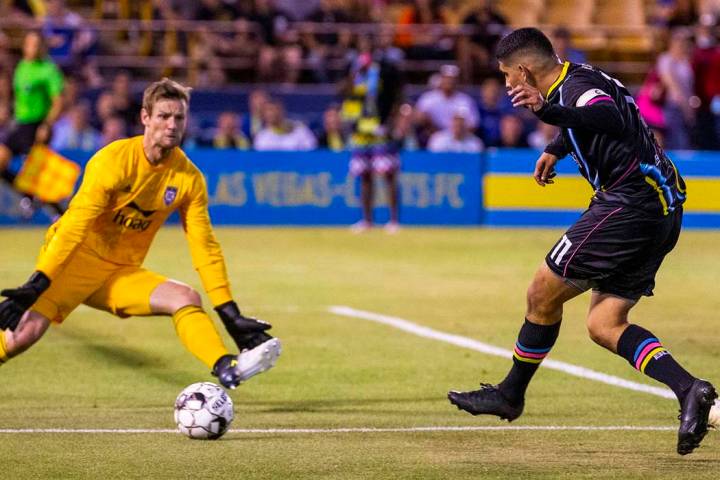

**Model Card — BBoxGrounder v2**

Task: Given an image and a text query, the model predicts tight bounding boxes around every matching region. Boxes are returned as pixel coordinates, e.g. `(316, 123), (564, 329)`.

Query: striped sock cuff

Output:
(513, 341), (552, 364)
(633, 337), (668, 372)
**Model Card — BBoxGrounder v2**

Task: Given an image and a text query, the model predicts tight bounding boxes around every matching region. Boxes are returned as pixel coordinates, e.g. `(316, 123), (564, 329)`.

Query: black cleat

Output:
(212, 354), (242, 389)
(677, 379), (718, 455)
(448, 383), (524, 422)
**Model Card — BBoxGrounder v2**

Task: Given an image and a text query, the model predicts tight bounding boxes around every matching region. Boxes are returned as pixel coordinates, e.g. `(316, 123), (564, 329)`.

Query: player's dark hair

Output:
(142, 78), (191, 114)
(496, 27), (556, 63)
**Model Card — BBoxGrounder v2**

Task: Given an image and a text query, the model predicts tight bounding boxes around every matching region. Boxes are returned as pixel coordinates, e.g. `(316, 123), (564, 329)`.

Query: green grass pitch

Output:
(1, 227), (719, 479)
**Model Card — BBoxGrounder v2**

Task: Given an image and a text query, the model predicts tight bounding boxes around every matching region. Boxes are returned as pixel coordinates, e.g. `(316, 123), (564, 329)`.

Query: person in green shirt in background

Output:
(0, 30), (64, 218)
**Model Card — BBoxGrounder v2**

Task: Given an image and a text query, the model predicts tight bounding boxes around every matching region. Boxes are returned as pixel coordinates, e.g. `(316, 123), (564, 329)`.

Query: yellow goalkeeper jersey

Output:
(35, 136), (232, 306)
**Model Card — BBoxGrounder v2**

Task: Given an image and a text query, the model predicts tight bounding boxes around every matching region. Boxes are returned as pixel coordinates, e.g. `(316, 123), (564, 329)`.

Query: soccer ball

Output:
(174, 382), (234, 440)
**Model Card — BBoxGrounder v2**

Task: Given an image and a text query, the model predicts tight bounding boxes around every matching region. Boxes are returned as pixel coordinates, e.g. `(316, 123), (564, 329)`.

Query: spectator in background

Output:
(477, 76), (512, 146)
(100, 115), (126, 146)
(42, 0), (100, 85)
(212, 111), (250, 149)
(691, 16), (720, 149)
(427, 107), (484, 153)
(341, 46), (403, 233)
(416, 65), (479, 135)
(457, 0), (507, 81)
(499, 114), (529, 148)
(636, 67), (668, 145)
(93, 90), (116, 132)
(304, 0), (352, 82)
(395, 0), (454, 61)
(242, 89), (269, 140)
(193, 0), (238, 21)
(0, 31), (64, 217)
(109, 71), (142, 135)
(50, 101), (101, 151)
(657, 29), (695, 149)
(0, 31), (15, 74)
(389, 103), (420, 152)
(528, 121), (560, 151)
(254, 100), (317, 151)
(317, 106), (347, 151)
(252, 0), (302, 83)
(551, 27), (587, 64)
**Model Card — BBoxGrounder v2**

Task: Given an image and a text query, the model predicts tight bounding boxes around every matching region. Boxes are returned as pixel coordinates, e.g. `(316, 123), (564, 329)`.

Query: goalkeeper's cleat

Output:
(448, 383), (524, 422)
(708, 400), (720, 430)
(212, 338), (282, 389)
(677, 379), (717, 455)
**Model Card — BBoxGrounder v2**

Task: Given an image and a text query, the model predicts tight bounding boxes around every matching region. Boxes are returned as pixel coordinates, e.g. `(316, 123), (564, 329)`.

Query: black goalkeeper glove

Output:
(214, 300), (273, 351)
(0, 271), (51, 331)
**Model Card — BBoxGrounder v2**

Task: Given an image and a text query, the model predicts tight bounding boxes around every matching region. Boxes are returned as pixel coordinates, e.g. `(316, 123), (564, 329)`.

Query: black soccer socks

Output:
(617, 324), (695, 403)
(498, 318), (561, 405)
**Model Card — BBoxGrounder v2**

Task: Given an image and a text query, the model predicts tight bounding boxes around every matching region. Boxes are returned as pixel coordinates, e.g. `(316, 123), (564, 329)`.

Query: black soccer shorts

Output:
(545, 202), (683, 300)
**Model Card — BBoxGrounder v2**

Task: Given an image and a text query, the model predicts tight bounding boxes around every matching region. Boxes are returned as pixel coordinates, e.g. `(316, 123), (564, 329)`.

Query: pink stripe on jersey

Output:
(562, 207), (623, 277)
(587, 96), (613, 105)
(605, 157), (639, 191)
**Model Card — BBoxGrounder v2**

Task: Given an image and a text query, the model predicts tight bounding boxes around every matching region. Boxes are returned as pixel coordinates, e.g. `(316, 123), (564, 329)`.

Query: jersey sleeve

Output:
(180, 168), (233, 307)
(35, 151), (118, 278)
(537, 73), (625, 135)
(543, 132), (569, 158)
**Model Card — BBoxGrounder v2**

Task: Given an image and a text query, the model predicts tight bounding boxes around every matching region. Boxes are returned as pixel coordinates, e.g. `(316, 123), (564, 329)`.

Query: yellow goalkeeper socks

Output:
(0, 330), (8, 364)
(172, 305), (229, 369)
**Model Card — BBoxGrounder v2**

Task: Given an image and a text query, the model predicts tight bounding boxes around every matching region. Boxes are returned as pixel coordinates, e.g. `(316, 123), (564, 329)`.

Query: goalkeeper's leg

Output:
(0, 311), (50, 363)
(147, 279), (279, 388)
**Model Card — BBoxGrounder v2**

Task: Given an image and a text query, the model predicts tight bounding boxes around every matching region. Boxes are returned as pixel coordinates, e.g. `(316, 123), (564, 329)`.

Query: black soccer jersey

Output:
(537, 62), (686, 216)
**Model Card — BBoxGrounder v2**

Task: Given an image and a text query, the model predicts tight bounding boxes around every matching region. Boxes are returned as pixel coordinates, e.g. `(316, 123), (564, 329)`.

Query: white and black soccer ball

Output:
(174, 382), (234, 440)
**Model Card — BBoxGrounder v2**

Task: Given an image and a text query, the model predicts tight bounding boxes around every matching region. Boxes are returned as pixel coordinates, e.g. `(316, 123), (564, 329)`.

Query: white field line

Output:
(328, 306), (675, 400)
(0, 426), (676, 434)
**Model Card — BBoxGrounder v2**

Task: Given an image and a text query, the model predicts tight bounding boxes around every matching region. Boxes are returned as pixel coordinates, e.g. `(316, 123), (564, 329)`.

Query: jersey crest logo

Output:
(164, 186), (177, 206)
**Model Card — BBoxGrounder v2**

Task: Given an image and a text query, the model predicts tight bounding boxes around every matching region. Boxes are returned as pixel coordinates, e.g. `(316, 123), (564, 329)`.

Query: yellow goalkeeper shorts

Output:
(32, 246), (167, 323)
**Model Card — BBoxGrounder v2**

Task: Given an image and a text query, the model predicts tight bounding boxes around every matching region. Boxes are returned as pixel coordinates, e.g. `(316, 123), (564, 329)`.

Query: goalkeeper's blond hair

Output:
(142, 78), (192, 115)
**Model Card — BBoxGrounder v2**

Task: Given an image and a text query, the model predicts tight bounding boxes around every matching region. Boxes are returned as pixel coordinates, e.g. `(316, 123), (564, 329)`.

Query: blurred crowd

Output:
(0, 0), (717, 151)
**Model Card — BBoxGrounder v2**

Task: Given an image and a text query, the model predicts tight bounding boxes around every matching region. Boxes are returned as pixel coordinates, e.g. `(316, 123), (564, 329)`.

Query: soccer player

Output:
(447, 28), (717, 455)
(0, 31), (65, 217)
(0, 78), (281, 389)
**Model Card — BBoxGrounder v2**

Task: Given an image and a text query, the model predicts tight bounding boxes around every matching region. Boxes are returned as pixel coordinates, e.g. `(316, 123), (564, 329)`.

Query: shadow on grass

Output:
(54, 327), (198, 386)
(237, 396), (443, 414)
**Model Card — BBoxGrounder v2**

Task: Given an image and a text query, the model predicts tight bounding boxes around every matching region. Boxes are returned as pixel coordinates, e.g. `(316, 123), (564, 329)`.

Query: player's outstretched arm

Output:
(215, 300), (274, 351)
(0, 272), (51, 331)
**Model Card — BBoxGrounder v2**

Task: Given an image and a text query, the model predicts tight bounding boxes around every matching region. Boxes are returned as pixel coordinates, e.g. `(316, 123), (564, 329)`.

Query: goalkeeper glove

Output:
(214, 300), (273, 351)
(0, 271), (51, 331)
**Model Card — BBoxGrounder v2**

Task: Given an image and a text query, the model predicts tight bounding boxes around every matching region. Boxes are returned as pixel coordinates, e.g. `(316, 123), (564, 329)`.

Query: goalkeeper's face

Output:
(142, 99), (188, 150)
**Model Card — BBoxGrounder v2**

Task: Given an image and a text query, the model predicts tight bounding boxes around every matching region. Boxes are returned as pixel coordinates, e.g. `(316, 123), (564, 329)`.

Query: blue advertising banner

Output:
(0, 150), (483, 226)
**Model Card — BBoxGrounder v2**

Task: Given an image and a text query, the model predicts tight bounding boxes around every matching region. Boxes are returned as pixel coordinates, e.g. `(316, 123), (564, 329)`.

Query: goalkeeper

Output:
(0, 78), (281, 388)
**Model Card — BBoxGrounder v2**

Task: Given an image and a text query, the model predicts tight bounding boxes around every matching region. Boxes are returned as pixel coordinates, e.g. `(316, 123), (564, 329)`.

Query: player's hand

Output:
(0, 271), (50, 331)
(533, 152), (559, 187)
(34, 123), (51, 144)
(508, 82), (546, 112)
(215, 300), (273, 351)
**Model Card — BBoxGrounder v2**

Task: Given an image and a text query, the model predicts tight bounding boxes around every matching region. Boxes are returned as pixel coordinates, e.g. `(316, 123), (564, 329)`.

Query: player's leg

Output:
(149, 280), (231, 371)
(448, 262), (583, 420)
(590, 207), (716, 454)
(0, 310), (51, 362)
(349, 149), (373, 231)
(150, 280), (281, 388)
(85, 269), (279, 388)
(373, 147), (400, 232)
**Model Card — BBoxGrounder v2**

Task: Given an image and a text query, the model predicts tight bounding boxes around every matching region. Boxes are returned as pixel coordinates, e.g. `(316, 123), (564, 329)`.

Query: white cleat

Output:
(235, 338), (282, 384)
(709, 400), (720, 429)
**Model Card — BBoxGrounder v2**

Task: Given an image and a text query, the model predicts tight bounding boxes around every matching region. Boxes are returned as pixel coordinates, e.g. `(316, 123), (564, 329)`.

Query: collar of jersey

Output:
(546, 61), (570, 98)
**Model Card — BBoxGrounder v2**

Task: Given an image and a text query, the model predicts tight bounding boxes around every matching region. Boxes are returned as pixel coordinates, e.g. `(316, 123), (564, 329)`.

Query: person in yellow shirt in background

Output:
(0, 78), (281, 389)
